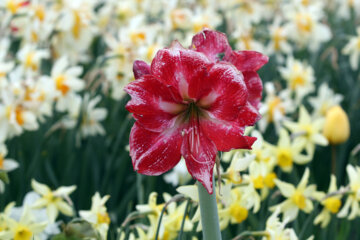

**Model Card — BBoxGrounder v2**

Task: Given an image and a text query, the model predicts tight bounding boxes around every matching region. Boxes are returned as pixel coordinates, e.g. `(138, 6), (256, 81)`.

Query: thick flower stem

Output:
(197, 177), (222, 240)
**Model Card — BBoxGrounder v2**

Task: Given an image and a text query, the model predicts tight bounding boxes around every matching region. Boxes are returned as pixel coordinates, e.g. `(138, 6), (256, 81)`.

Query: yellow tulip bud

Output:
(323, 106), (350, 145)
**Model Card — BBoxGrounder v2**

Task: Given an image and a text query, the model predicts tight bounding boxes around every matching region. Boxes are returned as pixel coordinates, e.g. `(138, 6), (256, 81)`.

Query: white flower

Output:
(342, 27), (360, 70)
(0, 144), (19, 193)
(258, 82), (295, 132)
(79, 94), (108, 138)
(279, 57), (315, 103)
(79, 192), (111, 240)
(283, 4), (331, 51)
(308, 83), (343, 117)
(51, 56), (84, 112)
(264, 208), (298, 240)
(338, 165), (360, 220)
(164, 159), (191, 186)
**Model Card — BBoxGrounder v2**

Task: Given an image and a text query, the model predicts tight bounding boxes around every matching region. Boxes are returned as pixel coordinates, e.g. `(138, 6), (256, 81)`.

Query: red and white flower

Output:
(125, 29), (268, 194)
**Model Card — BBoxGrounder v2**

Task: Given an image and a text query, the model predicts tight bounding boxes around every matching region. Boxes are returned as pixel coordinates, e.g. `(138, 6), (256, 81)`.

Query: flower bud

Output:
(323, 106), (350, 145)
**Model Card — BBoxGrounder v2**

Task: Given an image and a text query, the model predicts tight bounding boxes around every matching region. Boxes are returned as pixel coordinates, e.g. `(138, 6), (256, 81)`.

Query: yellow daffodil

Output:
(284, 106), (328, 156)
(271, 168), (321, 221)
(219, 187), (249, 229)
(0, 206), (47, 240)
(31, 179), (76, 222)
(269, 128), (311, 172)
(314, 175), (342, 228)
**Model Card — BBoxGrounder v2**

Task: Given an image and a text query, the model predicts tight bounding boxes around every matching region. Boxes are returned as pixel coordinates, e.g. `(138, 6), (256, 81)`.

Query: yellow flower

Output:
(270, 128), (311, 172)
(0, 207), (47, 240)
(31, 179), (76, 222)
(270, 168), (321, 221)
(323, 105), (350, 145)
(314, 175), (342, 228)
(284, 106), (328, 156)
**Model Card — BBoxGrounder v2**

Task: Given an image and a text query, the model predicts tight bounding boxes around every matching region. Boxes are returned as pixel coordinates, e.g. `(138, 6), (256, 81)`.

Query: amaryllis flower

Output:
(125, 29), (268, 194)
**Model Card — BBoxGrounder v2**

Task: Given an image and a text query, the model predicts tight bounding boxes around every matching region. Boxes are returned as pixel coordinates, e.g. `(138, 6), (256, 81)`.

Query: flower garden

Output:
(0, 0), (360, 239)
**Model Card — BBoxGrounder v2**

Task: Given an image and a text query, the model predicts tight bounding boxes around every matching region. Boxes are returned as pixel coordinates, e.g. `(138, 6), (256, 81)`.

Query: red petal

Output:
(191, 28), (231, 62)
(201, 118), (257, 151)
(124, 75), (184, 132)
(133, 60), (150, 79)
(181, 121), (217, 194)
(243, 71), (263, 110)
(150, 41), (213, 100)
(237, 102), (261, 126)
(224, 50), (269, 72)
(129, 123), (182, 175)
(200, 63), (248, 122)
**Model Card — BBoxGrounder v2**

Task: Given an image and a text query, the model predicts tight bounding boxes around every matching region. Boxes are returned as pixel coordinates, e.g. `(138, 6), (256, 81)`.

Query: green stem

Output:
(232, 230), (269, 240)
(331, 145), (336, 175)
(197, 177), (222, 240)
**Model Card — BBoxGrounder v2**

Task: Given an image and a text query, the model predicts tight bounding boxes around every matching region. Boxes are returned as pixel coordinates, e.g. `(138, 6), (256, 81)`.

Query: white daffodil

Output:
(223, 153), (255, 184)
(264, 208), (298, 240)
(16, 44), (49, 74)
(342, 27), (360, 70)
(283, 4), (331, 51)
(79, 94), (108, 138)
(314, 175), (342, 228)
(164, 158), (192, 187)
(258, 82), (295, 132)
(51, 56), (84, 112)
(279, 57), (315, 103)
(79, 192), (111, 240)
(336, 0), (360, 21)
(266, 17), (292, 59)
(271, 168), (321, 221)
(0, 144), (19, 193)
(284, 106), (328, 156)
(308, 83), (343, 117)
(338, 165), (360, 220)
(31, 179), (76, 222)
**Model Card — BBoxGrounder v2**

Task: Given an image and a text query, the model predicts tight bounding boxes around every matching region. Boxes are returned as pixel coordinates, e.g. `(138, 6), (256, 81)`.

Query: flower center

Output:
(264, 172), (277, 188)
(277, 149), (293, 168)
(97, 212), (111, 225)
(273, 28), (285, 51)
(229, 203), (248, 223)
(252, 175), (264, 189)
(0, 154), (4, 169)
(268, 97), (284, 122)
(44, 192), (59, 203)
(25, 52), (38, 71)
(72, 11), (82, 39)
(55, 74), (70, 95)
(14, 225), (32, 240)
(292, 190), (306, 209)
(296, 13), (313, 33)
(322, 197), (341, 213)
